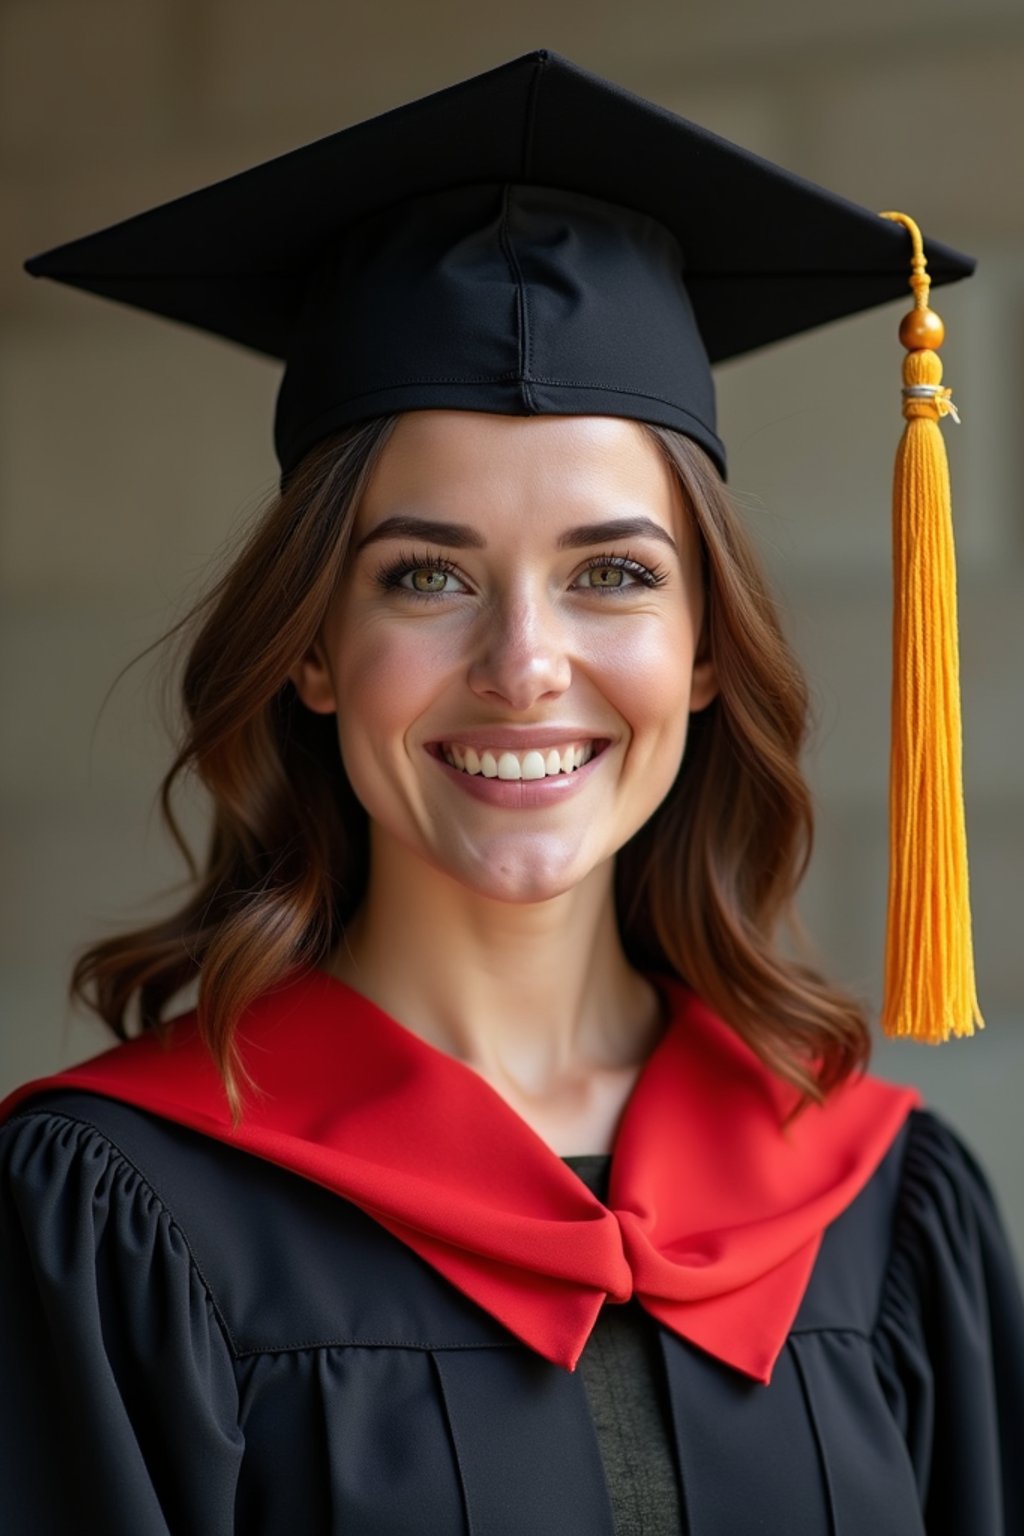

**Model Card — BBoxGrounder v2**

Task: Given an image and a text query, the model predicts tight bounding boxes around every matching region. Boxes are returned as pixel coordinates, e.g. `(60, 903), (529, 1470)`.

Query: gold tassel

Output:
(879, 210), (983, 1042)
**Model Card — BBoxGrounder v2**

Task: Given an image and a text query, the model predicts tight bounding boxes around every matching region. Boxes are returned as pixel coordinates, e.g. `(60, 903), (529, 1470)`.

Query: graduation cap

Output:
(24, 48), (982, 1045)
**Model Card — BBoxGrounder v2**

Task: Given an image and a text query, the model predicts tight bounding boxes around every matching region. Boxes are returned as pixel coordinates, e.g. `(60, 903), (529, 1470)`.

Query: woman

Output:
(2, 49), (1023, 1535)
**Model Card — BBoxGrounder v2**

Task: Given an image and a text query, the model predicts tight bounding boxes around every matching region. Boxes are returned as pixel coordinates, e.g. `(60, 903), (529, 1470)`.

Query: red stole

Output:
(0, 969), (919, 1383)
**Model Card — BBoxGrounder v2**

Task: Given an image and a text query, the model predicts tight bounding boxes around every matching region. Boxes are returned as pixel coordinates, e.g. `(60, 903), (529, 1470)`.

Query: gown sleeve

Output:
(0, 1106), (244, 1536)
(872, 1109), (1024, 1536)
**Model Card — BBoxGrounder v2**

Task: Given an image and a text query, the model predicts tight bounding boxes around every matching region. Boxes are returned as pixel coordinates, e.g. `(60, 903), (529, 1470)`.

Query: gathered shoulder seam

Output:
(4, 1107), (242, 1360)
(869, 1105), (954, 1345)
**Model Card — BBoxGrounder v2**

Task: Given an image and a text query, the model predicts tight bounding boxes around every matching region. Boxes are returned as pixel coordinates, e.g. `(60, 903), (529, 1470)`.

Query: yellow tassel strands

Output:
(878, 210), (983, 1043)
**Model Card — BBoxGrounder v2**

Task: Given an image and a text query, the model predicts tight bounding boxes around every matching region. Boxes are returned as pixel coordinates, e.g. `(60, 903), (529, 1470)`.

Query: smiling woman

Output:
(279, 410), (863, 1124)
(3, 48), (1023, 1536)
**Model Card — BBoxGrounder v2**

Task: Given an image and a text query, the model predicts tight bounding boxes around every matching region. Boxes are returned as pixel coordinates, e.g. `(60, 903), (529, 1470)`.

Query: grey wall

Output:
(2, 0), (1022, 1254)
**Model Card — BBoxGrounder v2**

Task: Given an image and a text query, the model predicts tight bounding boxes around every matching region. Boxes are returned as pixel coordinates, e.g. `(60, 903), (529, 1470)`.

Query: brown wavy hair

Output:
(71, 415), (870, 1120)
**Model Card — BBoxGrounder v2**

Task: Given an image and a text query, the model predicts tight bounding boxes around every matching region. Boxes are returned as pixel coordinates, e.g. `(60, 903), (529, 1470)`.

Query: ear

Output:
(688, 636), (719, 715)
(288, 639), (338, 715)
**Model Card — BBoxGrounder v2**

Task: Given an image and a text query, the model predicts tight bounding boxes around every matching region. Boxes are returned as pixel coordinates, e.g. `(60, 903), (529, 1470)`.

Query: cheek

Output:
(583, 615), (697, 742)
(329, 617), (458, 774)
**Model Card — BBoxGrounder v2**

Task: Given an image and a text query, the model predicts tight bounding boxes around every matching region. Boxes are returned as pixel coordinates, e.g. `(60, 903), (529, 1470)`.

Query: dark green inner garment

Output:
(562, 1154), (685, 1536)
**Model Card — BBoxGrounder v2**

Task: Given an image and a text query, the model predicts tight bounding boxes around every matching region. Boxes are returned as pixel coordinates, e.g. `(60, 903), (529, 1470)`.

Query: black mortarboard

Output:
(25, 47), (973, 482)
(24, 49), (983, 1047)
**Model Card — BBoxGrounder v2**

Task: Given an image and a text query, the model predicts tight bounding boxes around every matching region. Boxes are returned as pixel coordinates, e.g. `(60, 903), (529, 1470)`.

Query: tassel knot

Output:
(901, 350), (960, 424)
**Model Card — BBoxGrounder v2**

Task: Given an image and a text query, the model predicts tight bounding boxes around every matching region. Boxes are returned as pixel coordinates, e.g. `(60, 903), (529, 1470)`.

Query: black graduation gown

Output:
(2, 1087), (1023, 1535)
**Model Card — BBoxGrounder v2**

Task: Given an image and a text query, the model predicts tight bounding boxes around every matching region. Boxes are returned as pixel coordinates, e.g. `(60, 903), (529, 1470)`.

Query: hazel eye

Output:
(574, 553), (665, 591)
(374, 551), (470, 599)
(582, 565), (629, 589)
(409, 567), (452, 593)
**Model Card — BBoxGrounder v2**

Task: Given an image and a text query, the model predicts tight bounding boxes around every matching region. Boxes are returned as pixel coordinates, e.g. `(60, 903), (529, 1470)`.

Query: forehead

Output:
(355, 411), (684, 534)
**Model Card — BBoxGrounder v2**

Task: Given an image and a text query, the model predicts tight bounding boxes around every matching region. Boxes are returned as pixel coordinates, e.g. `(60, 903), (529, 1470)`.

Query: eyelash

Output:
(372, 548), (669, 599)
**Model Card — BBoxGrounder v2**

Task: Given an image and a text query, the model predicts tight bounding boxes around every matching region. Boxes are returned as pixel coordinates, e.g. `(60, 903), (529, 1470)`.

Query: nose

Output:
(466, 586), (572, 710)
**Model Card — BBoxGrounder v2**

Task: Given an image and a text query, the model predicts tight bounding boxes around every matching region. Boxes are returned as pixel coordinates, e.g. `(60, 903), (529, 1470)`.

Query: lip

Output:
(427, 726), (613, 752)
(426, 739), (611, 808)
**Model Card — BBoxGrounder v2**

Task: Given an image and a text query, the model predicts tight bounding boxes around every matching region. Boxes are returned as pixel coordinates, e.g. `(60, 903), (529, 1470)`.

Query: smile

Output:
(440, 741), (601, 780)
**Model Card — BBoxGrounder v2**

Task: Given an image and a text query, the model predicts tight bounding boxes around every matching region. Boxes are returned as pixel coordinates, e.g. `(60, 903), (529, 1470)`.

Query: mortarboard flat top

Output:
(24, 48), (974, 477)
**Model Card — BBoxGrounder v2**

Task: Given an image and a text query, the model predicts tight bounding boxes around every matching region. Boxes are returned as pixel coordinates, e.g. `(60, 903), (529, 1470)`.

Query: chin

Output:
(432, 839), (605, 907)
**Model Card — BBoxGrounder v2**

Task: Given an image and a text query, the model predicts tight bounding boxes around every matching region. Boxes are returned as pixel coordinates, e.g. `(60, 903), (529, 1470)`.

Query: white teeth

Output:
(442, 741), (601, 779)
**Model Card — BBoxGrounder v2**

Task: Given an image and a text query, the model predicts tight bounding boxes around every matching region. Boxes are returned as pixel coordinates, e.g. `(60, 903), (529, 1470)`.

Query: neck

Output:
(327, 830), (664, 1113)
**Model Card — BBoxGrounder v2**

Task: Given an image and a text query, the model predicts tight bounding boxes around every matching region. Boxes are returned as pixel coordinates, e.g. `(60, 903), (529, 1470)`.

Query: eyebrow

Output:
(557, 517), (678, 554)
(353, 513), (678, 554)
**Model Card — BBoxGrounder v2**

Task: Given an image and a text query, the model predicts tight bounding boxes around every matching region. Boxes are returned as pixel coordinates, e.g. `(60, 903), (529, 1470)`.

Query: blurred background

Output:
(1, 0), (1021, 1251)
